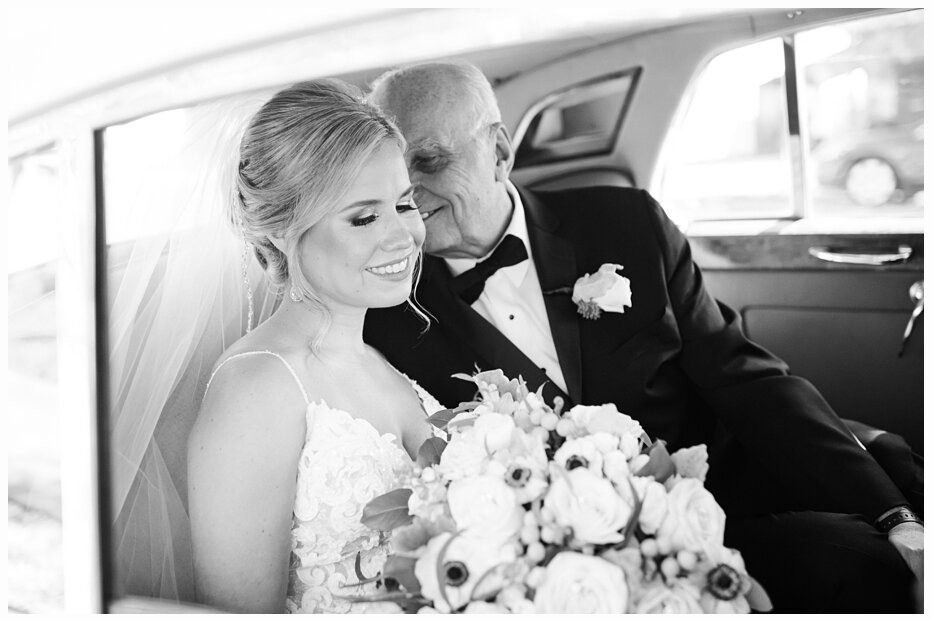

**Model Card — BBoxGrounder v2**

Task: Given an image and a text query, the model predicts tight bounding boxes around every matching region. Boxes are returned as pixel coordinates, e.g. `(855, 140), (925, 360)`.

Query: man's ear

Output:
(492, 123), (515, 183)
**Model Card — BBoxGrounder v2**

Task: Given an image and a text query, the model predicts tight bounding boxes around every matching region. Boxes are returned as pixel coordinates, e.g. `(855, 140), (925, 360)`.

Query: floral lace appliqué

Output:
(286, 383), (444, 614)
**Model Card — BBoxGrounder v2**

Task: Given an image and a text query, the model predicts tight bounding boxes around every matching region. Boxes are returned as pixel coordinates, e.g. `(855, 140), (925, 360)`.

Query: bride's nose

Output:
(381, 211), (415, 250)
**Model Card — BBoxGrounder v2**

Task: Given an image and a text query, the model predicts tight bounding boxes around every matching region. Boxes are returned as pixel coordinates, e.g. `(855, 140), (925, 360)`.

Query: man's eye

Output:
(352, 214), (378, 227)
(413, 156), (444, 173)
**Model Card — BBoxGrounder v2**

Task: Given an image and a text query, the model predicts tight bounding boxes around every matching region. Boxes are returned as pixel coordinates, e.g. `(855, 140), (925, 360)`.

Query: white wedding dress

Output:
(207, 350), (445, 614)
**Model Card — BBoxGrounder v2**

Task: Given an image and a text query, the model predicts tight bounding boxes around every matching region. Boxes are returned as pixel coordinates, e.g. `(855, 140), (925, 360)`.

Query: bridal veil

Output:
(107, 93), (279, 601)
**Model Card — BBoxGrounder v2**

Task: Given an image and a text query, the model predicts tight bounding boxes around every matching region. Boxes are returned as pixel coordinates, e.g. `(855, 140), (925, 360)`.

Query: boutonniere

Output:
(544, 263), (632, 320)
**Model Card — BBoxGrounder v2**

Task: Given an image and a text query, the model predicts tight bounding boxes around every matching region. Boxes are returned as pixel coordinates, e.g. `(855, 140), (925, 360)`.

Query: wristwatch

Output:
(875, 506), (923, 533)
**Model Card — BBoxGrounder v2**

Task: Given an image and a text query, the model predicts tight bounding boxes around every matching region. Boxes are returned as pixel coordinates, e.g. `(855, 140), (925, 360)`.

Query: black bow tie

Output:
(450, 234), (528, 304)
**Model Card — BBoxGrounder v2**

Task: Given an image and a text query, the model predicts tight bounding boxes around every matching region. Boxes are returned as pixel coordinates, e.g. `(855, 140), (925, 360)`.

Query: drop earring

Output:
(289, 284), (303, 303)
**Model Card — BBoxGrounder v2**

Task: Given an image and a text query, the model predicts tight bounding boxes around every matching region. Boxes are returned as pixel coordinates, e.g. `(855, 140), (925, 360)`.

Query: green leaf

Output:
(355, 551), (372, 582)
(383, 554), (421, 594)
(416, 436), (447, 468)
(425, 402), (480, 430)
(635, 440), (675, 483)
(746, 576), (774, 612)
(618, 477), (644, 549)
(361, 488), (414, 532)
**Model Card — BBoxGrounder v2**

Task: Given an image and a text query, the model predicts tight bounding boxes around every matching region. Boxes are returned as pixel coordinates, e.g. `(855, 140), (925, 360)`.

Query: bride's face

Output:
(297, 141), (425, 312)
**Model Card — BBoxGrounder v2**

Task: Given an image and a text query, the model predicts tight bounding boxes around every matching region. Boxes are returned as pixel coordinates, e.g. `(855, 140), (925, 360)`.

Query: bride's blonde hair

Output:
(233, 78), (427, 344)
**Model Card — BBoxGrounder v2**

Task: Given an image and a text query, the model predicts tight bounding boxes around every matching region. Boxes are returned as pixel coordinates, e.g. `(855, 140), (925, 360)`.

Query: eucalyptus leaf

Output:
(361, 488), (413, 531)
(416, 436), (447, 467)
(746, 576), (774, 612)
(635, 440), (675, 483)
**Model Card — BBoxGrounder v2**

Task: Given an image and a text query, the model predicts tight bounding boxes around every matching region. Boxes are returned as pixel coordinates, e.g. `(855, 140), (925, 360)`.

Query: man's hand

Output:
(888, 522), (923, 583)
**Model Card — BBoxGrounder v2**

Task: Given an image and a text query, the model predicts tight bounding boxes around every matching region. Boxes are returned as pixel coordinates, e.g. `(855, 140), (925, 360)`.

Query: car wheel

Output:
(844, 157), (898, 206)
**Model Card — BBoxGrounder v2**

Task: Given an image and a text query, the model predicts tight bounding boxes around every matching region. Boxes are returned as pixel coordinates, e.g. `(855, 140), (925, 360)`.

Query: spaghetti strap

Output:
(204, 350), (310, 406)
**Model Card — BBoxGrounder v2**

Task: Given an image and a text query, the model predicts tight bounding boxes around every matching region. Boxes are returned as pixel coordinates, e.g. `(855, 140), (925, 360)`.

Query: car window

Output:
(514, 70), (638, 169)
(657, 9), (923, 233)
(7, 147), (66, 612)
(800, 11), (924, 217)
(658, 39), (793, 224)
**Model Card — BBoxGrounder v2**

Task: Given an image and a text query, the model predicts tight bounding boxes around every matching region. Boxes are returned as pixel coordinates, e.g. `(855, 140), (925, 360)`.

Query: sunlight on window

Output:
(658, 39), (791, 223)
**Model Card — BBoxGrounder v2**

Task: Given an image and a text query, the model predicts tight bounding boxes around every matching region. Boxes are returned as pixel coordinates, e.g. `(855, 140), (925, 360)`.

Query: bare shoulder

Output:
(189, 350), (308, 468)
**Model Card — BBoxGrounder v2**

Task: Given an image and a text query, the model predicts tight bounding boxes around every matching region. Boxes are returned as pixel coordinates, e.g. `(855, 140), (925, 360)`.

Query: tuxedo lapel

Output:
(520, 187), (584, 405)
(420, 255), (568, 405)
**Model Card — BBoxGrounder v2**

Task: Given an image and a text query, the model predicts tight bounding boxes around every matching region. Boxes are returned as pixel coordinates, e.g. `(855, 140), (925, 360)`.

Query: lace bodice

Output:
(206, 350), (445, 614)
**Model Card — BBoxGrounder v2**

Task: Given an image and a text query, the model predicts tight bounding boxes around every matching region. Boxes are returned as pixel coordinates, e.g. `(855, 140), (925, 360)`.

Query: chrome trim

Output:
(807, 245), (913, 265)
(57, 127), (104, 612)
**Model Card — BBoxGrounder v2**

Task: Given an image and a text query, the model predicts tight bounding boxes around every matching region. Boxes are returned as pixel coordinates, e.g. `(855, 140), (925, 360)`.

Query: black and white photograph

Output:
(6, 3), (925, 617)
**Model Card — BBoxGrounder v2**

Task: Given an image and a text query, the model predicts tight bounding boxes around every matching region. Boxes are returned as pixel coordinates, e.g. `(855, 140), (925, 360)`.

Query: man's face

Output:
(389, 94), (511, 259)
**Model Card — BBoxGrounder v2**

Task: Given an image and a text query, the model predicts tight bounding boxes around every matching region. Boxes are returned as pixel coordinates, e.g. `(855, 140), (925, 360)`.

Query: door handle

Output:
(808, 245), (912, 266)
(899, 280), (923, 357)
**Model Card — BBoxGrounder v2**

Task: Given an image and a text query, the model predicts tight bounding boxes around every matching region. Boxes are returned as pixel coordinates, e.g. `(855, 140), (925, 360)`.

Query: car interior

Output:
(7, 6), (923, 613)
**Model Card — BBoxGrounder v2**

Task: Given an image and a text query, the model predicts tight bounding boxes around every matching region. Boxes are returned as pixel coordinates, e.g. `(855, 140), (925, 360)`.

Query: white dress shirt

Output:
(444, 182), (568, 394)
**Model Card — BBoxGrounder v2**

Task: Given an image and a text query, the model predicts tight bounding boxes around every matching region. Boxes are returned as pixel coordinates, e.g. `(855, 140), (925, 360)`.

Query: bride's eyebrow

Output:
(338, 198), (384, 213)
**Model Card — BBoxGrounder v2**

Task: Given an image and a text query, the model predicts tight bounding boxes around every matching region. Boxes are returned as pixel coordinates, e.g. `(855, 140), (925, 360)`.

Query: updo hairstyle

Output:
(233, 79), (405, 301)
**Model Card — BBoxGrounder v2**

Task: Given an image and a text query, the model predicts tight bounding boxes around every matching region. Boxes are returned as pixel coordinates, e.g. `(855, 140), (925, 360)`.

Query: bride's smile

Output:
(296, 141), (426, 312)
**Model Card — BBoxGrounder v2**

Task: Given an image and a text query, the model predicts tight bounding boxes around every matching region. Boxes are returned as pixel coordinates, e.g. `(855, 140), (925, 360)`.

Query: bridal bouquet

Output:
(353, 370), (771, 614)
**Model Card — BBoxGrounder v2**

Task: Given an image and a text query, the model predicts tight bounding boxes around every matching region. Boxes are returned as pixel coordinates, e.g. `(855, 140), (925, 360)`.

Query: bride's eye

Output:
(396, 198), (419, 214)
(352, 213), (378, 227)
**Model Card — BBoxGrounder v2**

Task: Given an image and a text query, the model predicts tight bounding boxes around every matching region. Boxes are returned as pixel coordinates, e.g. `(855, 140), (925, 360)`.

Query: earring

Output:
(289, 284), (303, 303)
(241, 236), (255, 333)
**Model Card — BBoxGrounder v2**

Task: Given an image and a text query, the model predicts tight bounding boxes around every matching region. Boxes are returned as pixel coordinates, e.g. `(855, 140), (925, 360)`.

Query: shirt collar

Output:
(445, 181), (530, 286)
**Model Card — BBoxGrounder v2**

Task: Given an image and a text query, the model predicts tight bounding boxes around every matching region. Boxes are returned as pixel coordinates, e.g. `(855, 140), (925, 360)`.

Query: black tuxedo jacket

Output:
(364, 185), (906, 521)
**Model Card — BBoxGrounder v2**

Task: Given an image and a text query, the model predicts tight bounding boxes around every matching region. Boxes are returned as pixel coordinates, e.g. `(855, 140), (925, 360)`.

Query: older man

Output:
(362, 61), (922, 612)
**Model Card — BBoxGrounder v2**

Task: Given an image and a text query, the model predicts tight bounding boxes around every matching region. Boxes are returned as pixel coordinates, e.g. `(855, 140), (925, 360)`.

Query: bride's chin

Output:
(369, 285), (414, 309)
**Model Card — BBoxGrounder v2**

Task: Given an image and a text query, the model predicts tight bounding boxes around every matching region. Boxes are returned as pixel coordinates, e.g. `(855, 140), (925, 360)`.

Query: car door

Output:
(507, 8), (924, 452)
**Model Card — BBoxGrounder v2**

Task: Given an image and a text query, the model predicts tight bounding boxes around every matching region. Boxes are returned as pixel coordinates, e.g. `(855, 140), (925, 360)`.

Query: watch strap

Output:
(875, 506), (922, 533)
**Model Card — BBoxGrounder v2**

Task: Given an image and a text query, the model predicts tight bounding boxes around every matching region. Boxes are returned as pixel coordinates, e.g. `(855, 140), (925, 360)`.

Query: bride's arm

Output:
(187, 357), (307, 613)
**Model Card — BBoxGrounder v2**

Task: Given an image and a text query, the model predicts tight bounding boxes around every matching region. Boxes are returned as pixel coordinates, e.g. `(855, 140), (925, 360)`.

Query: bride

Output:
(186, 79), (443, 613)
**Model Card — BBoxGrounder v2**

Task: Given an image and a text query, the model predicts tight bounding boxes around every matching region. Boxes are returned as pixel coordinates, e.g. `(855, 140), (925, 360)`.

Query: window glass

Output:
(515, 71), (637, 168)
(658, 39), (793, 223)
(801, 10), (923, 217)
(7, 149), (66, 612)
(658, 10), (923, 231)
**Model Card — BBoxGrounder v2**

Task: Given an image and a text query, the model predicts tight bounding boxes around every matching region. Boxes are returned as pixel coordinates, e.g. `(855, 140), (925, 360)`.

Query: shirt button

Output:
(508, 314), (515, 320)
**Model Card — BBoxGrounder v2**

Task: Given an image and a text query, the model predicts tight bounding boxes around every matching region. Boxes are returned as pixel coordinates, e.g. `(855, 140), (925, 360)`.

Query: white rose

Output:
(472, 412), (517, 453)
(414, 533), (510, 613)
(655, 478), (726, 552)
(670, 444), (710, 482)
(568, 404), (644, 441)
(572, 264), (632, 314)
(437, 434), (487, 480)
(534, 552), (629, 613)
(619, 433), (642, 460)
(634, 580), (704, 613)
(618, 475), (668, 535)
(447, 475), (523, 541)
(601, 450), (631, 486)
(545, 467), (631, 544)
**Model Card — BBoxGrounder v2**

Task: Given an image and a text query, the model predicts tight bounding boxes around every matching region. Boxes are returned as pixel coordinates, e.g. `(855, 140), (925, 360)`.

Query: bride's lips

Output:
(365, 251), (415, 281)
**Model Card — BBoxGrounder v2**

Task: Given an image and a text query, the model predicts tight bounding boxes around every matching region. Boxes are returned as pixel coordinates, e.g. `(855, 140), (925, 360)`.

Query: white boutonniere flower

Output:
(571, 264), (632, 320)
